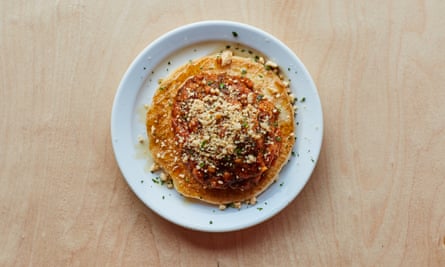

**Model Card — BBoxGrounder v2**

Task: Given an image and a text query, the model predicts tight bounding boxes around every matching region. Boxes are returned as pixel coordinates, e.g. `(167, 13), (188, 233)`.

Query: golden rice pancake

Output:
(146, 52), (295, 204)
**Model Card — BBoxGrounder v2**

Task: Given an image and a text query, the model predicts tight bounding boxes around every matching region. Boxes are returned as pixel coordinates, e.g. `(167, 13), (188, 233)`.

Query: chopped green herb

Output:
(288, 67), (291, 71)
(207, 80), (214, 85)
(273, 121), (278, 127)
(152, 178), (159, 184)
(241, 69), (247, 75)
(254, 55), (259, 61)
(291, 151), (296, 156)
(167, 61), (171, 65)
(280, 182), (284, 186)
(159, 87), (165, 91)
(200, 140), (207, 149)
(219, 83), (225, 89)
(162, 196), (165, 199)
(241, 49), (245, 52)
(258, 74), (263, 78)
(140, 180), (144, 183)
(275, 136), (282, 142)
(256, 94), (264, 101)
(300, 97), (306, 102)
(257, 207), (263, 211)
(209, 220), (213, 224)
(226, 45), (231, 49)
(265, 65), (272, 71)
(232, 31), (238, 37)
(248, 50), (253, 54)
(241, 121), (248, 128)
(234, 147), (242, 155)
(199, 162), (205, 168)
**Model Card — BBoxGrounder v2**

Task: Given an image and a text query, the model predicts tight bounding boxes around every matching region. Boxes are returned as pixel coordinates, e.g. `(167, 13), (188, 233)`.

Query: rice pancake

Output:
(146, 52), (295, 204)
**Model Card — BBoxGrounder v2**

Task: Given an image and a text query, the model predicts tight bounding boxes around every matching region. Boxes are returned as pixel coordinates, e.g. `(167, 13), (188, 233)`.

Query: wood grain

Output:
(1, 0), (444, 266)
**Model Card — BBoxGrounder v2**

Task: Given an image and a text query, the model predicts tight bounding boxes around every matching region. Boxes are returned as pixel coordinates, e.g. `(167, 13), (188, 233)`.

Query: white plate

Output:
(111, 21), (323, 232)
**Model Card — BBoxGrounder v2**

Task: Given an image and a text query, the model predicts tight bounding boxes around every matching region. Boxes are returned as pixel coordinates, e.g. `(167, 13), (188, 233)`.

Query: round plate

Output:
(111, 21), (323, 232)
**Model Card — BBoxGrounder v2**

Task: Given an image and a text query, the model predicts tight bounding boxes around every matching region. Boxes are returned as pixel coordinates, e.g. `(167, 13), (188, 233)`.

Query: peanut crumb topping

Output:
(172, 73), (282, 190)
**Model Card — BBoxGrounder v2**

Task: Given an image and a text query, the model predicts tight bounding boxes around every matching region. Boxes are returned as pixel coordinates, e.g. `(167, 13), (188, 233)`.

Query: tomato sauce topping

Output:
(172, 73), (281, 190)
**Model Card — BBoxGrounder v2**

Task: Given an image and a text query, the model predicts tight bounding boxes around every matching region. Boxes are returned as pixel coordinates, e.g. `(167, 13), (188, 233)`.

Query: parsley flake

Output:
(200, 140), (207, 149)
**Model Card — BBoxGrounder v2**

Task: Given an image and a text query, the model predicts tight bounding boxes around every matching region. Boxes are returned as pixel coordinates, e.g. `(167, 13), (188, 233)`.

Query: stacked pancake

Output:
(146, 51), (295, 205)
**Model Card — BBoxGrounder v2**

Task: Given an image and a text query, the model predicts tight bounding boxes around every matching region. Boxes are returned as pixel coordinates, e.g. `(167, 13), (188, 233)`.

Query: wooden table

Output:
(1, 1), (444, 266)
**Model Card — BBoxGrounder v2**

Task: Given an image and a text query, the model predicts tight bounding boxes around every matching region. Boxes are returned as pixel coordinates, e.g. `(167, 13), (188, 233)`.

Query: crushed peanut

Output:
(160, 172), (169, 181)
(233, 202), (241, 209)
(150, 162), (161, 173)
(265, 60), (278, 69)
(220, 50), (233, 67)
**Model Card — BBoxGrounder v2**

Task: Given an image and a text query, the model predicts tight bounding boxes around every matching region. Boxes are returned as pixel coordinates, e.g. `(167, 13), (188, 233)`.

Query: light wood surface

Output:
(1, 0), (444, 266)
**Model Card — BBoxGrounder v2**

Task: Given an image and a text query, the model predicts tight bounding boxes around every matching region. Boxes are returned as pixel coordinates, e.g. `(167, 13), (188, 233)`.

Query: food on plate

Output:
(146, 50), (295, 205)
